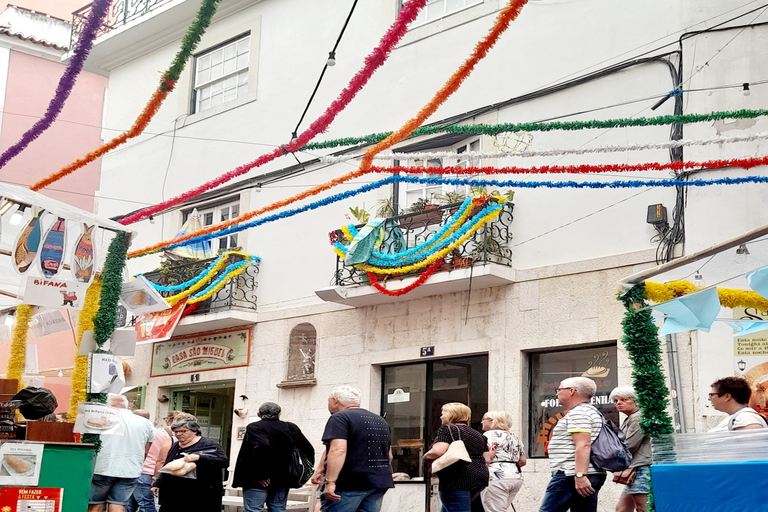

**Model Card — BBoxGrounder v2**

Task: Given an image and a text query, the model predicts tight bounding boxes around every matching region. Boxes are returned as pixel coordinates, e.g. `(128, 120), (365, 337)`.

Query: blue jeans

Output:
(540, 471), (606, 512)
(127, 474), (156, 512)
(439, 486), (484, 512)
(244, 488), (288, 512)
(321, 488), (387, 512)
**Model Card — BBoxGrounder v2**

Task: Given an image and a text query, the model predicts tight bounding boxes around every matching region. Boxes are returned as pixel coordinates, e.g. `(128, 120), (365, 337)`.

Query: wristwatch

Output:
(575, 472), (585, 478)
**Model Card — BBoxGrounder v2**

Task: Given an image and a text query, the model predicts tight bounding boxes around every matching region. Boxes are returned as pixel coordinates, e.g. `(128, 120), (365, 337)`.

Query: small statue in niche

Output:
(300, 348), (315, 377)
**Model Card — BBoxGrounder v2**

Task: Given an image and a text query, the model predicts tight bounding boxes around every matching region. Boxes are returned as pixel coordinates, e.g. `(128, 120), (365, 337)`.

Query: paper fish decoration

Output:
(72, 224), (96, 283)
(40, 217), (66, 278)
(13, 207), (45, 274)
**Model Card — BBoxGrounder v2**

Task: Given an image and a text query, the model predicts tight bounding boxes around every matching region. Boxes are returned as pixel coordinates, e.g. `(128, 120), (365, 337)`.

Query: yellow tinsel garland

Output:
(7, 304), (33, 391)
(645, 280), (768, 312)
(68, 279), (102, 422)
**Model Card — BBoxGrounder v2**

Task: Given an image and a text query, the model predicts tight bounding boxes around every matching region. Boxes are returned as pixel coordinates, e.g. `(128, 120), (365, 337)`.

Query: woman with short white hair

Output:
(480, 411), (526, 512)
(610, 387), (651, 512)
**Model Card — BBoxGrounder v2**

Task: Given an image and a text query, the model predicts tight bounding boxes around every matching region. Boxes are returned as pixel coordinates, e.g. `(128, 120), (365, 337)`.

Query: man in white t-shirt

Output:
(540, 377), (606, 512)
(708, 376), (768, 432)
(88, 394), (155, 512)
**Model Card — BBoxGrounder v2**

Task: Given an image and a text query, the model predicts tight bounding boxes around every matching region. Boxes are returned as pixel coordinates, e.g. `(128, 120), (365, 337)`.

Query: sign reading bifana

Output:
(151, 328), (251, 376)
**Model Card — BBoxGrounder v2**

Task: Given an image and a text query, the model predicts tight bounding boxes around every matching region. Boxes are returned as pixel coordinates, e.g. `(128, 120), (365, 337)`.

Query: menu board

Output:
(0, 487), (63, 512)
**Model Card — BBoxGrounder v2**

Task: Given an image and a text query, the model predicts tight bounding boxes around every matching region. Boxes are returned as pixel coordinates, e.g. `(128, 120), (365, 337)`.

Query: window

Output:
(382, 354), (488, 480)
(403, 0), (483, 26)
(528, 344), (619, 458)
(400, 138), (480, 210)
(182, 198), (240, 250)
(193, 33), (250, 114)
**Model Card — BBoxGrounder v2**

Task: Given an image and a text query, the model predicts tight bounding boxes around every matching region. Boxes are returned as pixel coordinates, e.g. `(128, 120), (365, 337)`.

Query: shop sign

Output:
(22, 276), (87, 310)
(0, 487), (62, 512)
(151, 328), (251, 377)
(733, 308), (768, 419)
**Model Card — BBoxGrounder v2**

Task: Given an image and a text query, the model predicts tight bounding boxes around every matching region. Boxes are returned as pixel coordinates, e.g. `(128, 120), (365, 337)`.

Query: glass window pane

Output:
(236, 53), (249, 70)
(211, 93), (223, 107)
(199, 98), (211, 112)
(197, 54), (211, 71)
(229, 235), (238, 248)
(446, 0), (463, 12)
(528, 345), (618, 458)
(211, 62), (223, 80)
(204, 212), (213, 225)
(223, 44), (236, 60)
(383, 364), (427, 478)
(426, 0), (445, 20)
(231, 205), (239, 217)
(237, 37), (250, 55)
(223, 58), (236, 75)
(211, 49), (223, 66)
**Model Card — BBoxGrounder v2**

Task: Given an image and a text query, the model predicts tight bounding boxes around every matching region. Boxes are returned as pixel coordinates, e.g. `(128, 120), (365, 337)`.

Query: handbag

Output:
(612, 466), (637, 486)
(431, 425), (471, 473)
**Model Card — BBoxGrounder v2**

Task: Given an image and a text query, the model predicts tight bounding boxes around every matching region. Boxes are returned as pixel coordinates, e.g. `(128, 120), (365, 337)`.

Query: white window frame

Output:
(182, 197), (241, 252)
(192, 33), (251, 114)
(408, 0), (483, 27)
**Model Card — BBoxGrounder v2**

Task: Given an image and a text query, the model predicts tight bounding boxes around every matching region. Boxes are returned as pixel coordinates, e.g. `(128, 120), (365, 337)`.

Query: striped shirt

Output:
(547, 403), (603, 475)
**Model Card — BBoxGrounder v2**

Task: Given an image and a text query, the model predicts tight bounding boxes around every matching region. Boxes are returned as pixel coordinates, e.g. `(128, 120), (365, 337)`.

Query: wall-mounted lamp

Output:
(327, 51), (336, 67)
(149, 215), (155, 224)
(234, 408), (249, 419)
(692, 272), (706, 288)
(157, 394), (169, 403)
(738, 359), (747, 372)
(743, 83), (751, 97)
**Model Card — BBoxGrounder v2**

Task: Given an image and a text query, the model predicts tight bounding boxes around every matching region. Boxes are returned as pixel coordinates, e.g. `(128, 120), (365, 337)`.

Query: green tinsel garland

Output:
(86, 231), (130, 451)
(303, 109), (768, 150)
(161, 0), (222, 91)
(619, 284), (674, 437)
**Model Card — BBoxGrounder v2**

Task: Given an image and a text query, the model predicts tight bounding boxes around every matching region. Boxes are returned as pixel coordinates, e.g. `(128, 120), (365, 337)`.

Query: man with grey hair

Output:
(540, 377), (606, 512)
(313, 385), (393, 512)
(88, 394), (155, 512)
(233, 402), (314, 512)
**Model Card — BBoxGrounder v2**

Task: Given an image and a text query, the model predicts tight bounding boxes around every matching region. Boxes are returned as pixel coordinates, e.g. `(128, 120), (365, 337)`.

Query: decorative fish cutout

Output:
(13, 207), (45, 274)
(72, 223), (96, 283)
(39, 217), (66, 278)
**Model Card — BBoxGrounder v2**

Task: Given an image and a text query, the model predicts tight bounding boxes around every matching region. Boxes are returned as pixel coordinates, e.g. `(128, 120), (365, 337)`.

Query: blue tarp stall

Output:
(652, 461), (768, 511)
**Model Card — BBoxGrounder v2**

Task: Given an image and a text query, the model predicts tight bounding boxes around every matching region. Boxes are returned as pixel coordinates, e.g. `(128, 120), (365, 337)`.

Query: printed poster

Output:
(151, 327), (250, 376)
(733, 307), (768, 418)
(72, 402), (126, 436)
(118, 275), (170, 315)
(22, 277), (87, 310)
(88, 353), (126, 394)
(135, 298), (187, 344)
(0, 487), (63, 512)
(0, 444), (44, 486)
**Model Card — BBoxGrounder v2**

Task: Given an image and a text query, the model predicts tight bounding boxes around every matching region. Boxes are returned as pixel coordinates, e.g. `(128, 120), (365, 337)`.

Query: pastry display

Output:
(4, 455), (31, 473)
(86, 416), (113, 429)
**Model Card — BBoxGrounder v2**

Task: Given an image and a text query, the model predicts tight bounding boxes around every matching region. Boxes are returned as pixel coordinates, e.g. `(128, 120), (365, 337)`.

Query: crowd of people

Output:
(84, 376), (766, 512)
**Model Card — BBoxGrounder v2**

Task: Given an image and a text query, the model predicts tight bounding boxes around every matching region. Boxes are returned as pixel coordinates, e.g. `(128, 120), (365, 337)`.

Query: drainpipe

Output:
(665, 334), (686, 433)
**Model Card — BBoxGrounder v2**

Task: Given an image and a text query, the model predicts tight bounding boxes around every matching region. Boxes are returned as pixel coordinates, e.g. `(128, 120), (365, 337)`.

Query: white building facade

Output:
(79, 0), (768, 510)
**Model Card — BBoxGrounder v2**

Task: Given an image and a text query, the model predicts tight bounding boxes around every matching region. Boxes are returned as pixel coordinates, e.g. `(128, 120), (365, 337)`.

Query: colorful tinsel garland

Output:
(0, 0), (112, 170)
(359, 0), (528, 172)
(367, 259), (444, 296)
(68, 279), (102, 422)
(93, 232), (130, 349)
(645, 280), (768, 312)
(128, 172), (768, 259)
(152, 255), (259, 305)
(143, 251), (256, 292)
(30, 0), (223, 192)
(6, 304), (32, 391)
(303, 108), (768, 151)
(115, 0), (429, 226)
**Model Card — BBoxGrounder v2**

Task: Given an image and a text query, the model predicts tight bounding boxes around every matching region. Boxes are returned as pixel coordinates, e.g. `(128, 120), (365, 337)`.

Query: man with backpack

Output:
(233, 402), (315, 512)
(540, 377), (606, 512)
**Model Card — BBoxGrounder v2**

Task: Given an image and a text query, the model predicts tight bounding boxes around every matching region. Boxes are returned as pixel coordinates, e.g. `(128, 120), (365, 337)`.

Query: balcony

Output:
(70, 0), (173, 49)
(316, 201), (516, 307)
(142, 253), (259, 335)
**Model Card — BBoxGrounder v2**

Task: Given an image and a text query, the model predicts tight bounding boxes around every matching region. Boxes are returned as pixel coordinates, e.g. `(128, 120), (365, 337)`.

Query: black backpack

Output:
(287, 446), (313, 488)
(589, 411), (633, 472)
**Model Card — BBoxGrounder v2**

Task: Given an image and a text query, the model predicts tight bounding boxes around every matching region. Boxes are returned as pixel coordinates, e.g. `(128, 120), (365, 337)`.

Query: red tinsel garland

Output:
(367, 259), (444, 296)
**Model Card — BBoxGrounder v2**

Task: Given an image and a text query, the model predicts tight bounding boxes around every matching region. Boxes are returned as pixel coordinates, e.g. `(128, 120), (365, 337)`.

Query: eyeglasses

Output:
(708, 392), (722, 398)
(173, 428), (192, 435)
(556, 387), (574, 393)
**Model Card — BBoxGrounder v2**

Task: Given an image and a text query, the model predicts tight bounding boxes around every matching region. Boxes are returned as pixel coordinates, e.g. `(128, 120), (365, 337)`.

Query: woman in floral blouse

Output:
(480, 411), (527, 512)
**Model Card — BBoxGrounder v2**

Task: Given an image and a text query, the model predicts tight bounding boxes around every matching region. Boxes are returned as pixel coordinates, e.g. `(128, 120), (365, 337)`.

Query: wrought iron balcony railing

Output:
(329, 201), (514, 287)
(142, 253), (259, 316)
(70, 0), (174, 49)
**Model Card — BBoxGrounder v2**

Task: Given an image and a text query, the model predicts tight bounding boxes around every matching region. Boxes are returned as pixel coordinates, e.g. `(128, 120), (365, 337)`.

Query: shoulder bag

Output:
(432, 425), (471, 473)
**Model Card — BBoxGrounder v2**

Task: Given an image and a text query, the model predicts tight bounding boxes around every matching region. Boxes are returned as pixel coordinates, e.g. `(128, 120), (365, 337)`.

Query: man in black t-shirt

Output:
(312, 385), (393, 512)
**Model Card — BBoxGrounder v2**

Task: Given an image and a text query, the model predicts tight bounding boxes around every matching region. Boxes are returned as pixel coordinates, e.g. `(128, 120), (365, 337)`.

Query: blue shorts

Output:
(624, 466), (651, 495)
(90, 474), (139, 506)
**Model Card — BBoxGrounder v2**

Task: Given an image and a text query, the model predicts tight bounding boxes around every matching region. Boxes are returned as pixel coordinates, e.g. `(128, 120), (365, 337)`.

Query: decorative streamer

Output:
(318, 131), (768, 164)
(127, 172), (768, 259)
(142, 250), (256, 292)
(358, 0), (529, 172)
(115, 0), (429, 226)
(30, 0), (223, 192)
(0, 0), (112, 169)
(187, 261), (252, 304)
(6, 304), (32, 391)
(93, 232), (130, 349)
(68, 279), (102, 422)
(152, 256), (259, 305)
(645, 280), (768, 312)
(303, 108), (768, 151)
(367, 259), (443, 296)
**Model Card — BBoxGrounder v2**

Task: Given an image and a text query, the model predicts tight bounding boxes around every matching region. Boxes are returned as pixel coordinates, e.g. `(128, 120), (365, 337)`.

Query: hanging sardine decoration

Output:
(71, 223), (95, 283)
(13, 207), (45, 274)
(39, 217), (66, 278)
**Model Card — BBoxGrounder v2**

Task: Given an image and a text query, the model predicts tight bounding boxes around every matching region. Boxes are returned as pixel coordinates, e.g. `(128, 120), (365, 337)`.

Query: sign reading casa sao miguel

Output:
(151, 328), (251, 376)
